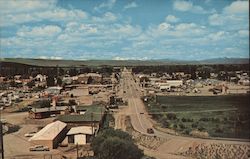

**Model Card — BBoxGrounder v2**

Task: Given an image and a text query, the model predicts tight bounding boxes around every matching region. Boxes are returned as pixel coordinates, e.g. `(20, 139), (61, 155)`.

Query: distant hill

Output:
(0, 57), (248, 67)
(198, 58), (249, 65)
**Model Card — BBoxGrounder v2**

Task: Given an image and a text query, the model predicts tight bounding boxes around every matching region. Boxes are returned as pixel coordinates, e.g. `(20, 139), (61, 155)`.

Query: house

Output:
(28, 106), (70, 119)
(29, 121), (67, 149)
(67, 126), (95, 145)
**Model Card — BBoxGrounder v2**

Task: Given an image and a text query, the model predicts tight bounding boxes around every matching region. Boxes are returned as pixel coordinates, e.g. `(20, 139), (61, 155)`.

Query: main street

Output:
(118, 68), (250, 159)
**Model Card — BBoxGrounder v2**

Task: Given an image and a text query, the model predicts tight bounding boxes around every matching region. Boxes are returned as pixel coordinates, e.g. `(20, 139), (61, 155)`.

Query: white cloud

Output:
(0, 6), (88, 27)
(0, 0), (57, 14)
(208, 1), (249, 30)
(148, 22), (206, 38)
(158, 23), (172, 31)
(223, 1), (249, 14)
(173, 0), (214, 14)
(165, 15), (179, 23)
(124, 2), (138, 10)
(238, 30), (249, 37)
(17, 25), (62, 37)
(94, 0), (116, 12)
(173, 0), (193, 11)
(92, 12), (117, 23)
(207, 31), (226, 41)
(35, 8), (88, 22)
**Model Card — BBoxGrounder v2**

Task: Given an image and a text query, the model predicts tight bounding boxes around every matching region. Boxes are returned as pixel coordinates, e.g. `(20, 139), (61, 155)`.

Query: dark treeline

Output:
(132, 64), (249, 74)
(0, 62), (116, 78)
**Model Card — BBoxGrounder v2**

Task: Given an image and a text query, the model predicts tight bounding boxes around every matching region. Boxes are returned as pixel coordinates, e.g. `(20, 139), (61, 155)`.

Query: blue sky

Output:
(0, 0), (249, 60)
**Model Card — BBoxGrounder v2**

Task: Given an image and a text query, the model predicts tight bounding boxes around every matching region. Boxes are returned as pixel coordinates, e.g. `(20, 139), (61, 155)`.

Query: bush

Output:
(198, 126), (206, 132)
(181, 118), (187, 122)
(179, 123), (185, 129)
(183, 128), (191, 135)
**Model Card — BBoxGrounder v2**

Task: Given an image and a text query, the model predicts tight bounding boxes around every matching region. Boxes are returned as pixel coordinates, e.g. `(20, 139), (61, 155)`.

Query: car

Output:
(24, 132), (37, 137)
(29, 145), (49, 151)
(147, 128), (154, 134)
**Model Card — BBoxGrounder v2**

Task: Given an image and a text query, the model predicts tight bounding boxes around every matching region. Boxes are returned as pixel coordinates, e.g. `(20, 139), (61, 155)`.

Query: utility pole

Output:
(0, 121), (3, 159)
(76, 143), (79, 159)
(91, 112), (94, 135)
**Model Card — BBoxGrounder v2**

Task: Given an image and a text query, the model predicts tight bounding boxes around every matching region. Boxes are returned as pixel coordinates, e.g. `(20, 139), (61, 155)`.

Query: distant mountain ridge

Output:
(0, 57), (249, 67)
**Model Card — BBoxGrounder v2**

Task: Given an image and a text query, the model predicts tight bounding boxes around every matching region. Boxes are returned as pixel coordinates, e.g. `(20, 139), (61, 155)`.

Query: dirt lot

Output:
(1, 112), (61, 159)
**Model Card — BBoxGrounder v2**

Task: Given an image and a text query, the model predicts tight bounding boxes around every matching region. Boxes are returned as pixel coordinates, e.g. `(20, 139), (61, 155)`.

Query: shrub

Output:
(167, 113), (177, 120)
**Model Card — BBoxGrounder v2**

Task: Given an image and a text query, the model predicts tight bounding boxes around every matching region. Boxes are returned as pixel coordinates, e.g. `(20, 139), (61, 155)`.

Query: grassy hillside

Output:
(0, 57), (249, 67)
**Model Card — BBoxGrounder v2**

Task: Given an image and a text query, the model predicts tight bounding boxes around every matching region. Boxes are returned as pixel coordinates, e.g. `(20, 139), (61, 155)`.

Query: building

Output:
(77, 73), (102, 84)
(67, 126), (95, 145)
(45, 86), (62, 95)
(166, 80), (183, 87)
(29, 121), (67, 149)
(69, 86), (89, 97)
(57, 105), (106, 129)
(28, 106), (70, 119)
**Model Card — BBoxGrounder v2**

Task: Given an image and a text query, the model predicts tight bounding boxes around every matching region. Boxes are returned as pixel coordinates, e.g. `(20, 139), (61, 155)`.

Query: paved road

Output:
(119, 68), (250, 158)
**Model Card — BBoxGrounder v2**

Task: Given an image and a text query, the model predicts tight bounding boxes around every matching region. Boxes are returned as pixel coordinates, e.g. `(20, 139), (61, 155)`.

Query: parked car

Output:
(29, 145), (49, 151)
(24, 132), (36, 137)
(147, 128), (154, 134)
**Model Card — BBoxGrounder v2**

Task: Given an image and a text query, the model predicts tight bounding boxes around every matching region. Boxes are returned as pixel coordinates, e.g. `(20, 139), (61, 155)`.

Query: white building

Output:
(67, 126), (95, 145)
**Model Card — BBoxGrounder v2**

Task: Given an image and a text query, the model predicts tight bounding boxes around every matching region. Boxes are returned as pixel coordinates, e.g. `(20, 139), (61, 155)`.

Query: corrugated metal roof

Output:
(29, 121), (67, 141)
(67, 126), (95, 135)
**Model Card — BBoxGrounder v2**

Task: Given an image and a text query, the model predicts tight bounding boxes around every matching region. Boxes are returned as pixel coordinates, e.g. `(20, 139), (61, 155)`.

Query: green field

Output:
(146, 95), (250, 139)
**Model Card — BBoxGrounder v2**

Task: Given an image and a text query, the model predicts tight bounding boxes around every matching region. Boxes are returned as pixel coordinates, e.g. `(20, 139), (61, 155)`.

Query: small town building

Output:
(28, 106), (70, 119)
(29, 121), (67, 149)
(45, 86), (62, 95)
(67, 126), (95, 145)
(70, 86), (89, 97)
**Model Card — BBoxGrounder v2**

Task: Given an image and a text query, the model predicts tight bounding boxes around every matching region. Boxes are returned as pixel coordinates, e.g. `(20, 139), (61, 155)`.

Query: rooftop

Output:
(57, 105), (105, 122)
(30, 106), (68, 113)
(67, 126), (95, 135)
(29, 121), (67, 141)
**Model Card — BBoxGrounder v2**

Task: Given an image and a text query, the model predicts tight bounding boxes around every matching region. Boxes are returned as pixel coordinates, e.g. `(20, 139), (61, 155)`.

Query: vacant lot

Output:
(146, 95), (250, 139)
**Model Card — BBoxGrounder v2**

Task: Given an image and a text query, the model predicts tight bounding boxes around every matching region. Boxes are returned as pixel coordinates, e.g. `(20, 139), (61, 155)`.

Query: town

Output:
(0, 60), (249, 159)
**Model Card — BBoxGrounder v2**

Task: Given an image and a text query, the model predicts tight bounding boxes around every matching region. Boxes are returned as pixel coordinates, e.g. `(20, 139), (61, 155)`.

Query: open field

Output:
(146, 95), (250, 139)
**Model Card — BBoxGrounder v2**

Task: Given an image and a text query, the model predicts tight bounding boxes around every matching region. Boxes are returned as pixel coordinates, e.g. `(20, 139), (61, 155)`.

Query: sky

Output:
(0, 0), (249, 60)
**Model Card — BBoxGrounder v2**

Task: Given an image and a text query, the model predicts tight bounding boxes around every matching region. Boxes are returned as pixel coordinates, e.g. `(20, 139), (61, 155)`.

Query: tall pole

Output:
(0, 108), (4, 159)
(0, 121), (3, 159)
(76, 143), (79, 159)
